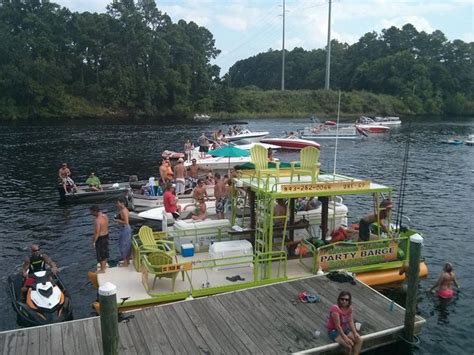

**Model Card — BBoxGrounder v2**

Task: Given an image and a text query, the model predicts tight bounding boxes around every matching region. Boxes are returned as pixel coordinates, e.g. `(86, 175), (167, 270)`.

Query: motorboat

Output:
(58, 182), (130, 203)
(193, 113), (210, 122)
(441, 139), (464, 145)
(260, 136), (321, 150)
(355, 116), (390, 133)
(185, 147), (251, 171)
(464, 134), (474, 146)
(8, 271), (73, 327)
(224, 122), (269, 144)
(372, 116), (401, 125)
(299, 123), (367, 140)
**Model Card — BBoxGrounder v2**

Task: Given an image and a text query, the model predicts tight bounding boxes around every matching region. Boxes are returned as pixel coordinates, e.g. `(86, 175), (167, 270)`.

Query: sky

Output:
(56, 0), (473, 74)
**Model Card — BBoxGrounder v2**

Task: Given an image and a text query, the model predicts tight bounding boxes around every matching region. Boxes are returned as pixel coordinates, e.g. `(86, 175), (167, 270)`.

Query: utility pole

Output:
(281, 0), (286, 91)
(324, 0), (332, 90)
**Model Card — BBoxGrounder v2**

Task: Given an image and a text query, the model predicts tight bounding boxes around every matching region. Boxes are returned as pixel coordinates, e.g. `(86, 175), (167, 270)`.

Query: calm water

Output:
(0, 117), (472, 354)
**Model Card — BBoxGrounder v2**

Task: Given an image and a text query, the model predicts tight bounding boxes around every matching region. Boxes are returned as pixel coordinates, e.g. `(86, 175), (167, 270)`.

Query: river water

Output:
(0, 117), (472, 354)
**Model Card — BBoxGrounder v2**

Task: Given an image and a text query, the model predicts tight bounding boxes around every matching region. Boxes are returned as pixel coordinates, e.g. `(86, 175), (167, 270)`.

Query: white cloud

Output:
(217, 15), (248, 31)
(380, 16), (435, 34)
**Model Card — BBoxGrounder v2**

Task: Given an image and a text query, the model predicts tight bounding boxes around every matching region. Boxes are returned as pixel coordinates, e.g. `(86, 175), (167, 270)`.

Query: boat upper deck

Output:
(236, 172), (392, 198)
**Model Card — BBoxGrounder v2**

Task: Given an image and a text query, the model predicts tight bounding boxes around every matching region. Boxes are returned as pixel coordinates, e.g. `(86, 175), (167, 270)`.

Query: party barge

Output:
(88, 145), (428, 311)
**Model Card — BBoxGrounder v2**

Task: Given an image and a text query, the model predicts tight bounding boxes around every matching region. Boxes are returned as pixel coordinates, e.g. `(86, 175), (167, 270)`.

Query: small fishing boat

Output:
(58, 182), (130, 203)
(441, 139), (464, 145)
(260, 136), (321, 150)
(355, 116), (390, 133)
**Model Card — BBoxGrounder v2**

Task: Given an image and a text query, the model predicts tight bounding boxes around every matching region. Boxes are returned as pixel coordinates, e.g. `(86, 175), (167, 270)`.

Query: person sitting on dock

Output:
(21, 244), (58, 297)
(58, 162), (76, 193)
(163, 183), (182, 219)
(85, 172), (102, 191)
(326, 291), (363, 355)
(191, 200), (208, 221)
(429, 263), (460, 299)
(358, 199), (393, 241)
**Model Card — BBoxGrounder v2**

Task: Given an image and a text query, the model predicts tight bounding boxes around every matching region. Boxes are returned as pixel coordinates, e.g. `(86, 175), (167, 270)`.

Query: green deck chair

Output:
(142, 251), (179, 291)
(137, 225), (184, 280)
(290, 146), (320, 183)
(250, 144), (280, 186)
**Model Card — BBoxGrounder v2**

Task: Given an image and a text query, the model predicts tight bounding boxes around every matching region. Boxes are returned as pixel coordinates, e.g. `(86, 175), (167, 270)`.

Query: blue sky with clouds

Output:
(56, 0), (473, 74)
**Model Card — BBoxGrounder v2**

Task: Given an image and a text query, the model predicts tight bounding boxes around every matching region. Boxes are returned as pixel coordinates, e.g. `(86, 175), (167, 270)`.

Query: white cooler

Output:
(209, 240), (253, 270)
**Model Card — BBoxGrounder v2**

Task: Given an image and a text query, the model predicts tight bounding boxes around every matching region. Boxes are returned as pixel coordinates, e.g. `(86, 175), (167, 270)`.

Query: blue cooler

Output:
(181, 243), (194, 257)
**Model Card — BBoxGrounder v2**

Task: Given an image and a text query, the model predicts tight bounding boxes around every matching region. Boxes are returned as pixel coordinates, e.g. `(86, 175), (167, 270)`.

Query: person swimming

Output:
(429, 263), (460, 299)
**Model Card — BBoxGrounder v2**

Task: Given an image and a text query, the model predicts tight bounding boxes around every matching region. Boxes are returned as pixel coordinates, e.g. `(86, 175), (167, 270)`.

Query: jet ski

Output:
(8, 270), (73, 326)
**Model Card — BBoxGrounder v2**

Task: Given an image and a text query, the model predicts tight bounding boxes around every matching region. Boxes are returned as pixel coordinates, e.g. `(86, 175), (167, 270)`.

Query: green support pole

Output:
(403, 234), (423, 343)
(99, 282), (119, 355)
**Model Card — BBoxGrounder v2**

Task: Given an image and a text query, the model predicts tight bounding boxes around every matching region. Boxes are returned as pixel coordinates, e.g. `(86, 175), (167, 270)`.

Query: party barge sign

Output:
(318, 240), (398, 271)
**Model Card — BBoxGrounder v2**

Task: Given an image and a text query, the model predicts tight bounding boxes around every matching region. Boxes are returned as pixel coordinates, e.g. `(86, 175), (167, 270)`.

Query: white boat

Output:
(224, 122), (269, 144)
(465, 134), (474, 146)
(355, 116), (390, 133)
(260, 136), (321, 150)
(185, 146), (251, 171)
(369, 115), (401, 125)
(299, 123), (366, 140)
(193, 114), (211, 122)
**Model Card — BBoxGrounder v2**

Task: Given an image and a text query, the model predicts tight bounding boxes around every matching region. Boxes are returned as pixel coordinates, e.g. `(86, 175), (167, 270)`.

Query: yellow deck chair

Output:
(250, 144), (280, 186)
(141, 251), (179, 291)
(290, 146), (320, 183)
(137, 225), (183, 280)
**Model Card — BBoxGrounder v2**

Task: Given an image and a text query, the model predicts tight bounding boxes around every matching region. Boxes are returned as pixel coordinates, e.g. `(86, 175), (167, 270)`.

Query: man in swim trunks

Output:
(174, 158), (186, 195)
(58, 162), (76, 193)
(90, 205), (109, 273)
(187, 159), (204, 187)
(198, 132), (210, 158)
(429, 263), (460, 299)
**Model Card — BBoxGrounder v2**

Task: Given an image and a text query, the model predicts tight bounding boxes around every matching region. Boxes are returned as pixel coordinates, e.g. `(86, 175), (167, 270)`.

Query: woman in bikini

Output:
(429, 263), (460, 299)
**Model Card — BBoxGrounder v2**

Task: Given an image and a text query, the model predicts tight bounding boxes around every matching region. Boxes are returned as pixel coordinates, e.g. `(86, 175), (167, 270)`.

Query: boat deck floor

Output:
(0, 275), (424, 354)
(98, 256), (314, 304)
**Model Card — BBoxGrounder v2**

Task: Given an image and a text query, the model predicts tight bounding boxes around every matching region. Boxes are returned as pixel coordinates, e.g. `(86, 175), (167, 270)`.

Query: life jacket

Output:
(29, 253), (45, 273)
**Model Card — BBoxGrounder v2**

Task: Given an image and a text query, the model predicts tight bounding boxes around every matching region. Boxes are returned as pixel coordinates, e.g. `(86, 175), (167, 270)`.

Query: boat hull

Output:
(260, 138), (320, 150)
(59, 183), (130, 203)
(355, 124), (390, 133)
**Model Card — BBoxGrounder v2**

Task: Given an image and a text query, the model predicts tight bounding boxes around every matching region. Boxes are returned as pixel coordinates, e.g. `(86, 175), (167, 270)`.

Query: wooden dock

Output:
(0, 275), (424, 354)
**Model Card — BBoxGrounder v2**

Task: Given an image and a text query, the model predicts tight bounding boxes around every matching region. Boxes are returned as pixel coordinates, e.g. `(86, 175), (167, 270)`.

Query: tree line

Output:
(227, 24), (473, 115)
(0, 1), (472, 120)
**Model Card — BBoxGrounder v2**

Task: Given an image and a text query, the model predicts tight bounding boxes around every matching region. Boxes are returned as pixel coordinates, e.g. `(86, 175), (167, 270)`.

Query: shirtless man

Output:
(90, 205), (109, 273)
(174, 158), (186, 194)
(187, 159), (202, 187)
(159, 159), (173, 186)
(58, 163), (76, 193)
(429, 263), (460, 299)
(193, 179), (208, 203)
(214, 173), (226, 219)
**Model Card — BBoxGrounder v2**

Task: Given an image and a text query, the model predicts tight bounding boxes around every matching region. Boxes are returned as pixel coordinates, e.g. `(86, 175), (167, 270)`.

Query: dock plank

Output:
(0, 275), (426, 355)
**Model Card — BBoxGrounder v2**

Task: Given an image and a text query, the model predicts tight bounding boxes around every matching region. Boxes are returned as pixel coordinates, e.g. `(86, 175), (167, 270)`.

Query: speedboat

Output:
(299, 123), (367, 140)
(185, 147), (252, 171)
(58, 182), (130, 203)
(224, 122), (269, 144)
(355, 116), (390, 133)
(441, 139), (464, 145)
(193, 114), (211, 122)
(372, 116), (401, 125)
(260, 136), (321, 150)
(465, 134), (474, 146)
(8, 271), (73, 327)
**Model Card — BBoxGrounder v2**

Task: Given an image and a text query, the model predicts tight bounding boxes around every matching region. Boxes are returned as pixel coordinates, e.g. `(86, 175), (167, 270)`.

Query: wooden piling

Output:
(99, 282), (119, 355)
(403, 233), (423, 343)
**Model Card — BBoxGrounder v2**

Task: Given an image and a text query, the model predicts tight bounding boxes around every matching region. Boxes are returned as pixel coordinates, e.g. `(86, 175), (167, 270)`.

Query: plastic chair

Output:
(135, 226), (183, 280)
(290, 146), (320, 183)
(141, 251), (179, 291)
(250, 144), (280, 186)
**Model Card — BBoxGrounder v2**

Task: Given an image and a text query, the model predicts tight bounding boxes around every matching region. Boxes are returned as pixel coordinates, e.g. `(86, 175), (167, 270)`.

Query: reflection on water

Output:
(0, 117), (472, 355)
